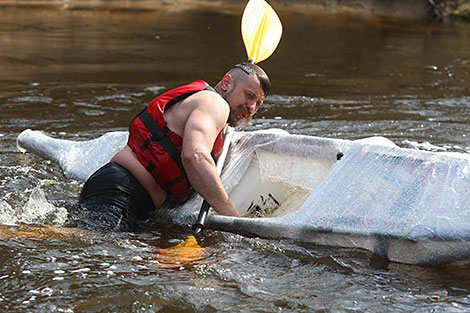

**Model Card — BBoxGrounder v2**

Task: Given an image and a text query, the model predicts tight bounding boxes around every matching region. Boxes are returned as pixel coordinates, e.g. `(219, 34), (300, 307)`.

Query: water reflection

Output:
(1, 2), (470, 312)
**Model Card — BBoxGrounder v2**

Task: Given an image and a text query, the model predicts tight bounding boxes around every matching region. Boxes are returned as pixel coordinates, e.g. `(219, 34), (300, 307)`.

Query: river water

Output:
(1, 1), (470, 312)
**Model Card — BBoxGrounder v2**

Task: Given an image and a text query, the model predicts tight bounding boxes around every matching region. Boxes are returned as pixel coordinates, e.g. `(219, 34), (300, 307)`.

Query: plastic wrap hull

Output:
(206, 131), (470, 265)
(17, 129), (470, 265)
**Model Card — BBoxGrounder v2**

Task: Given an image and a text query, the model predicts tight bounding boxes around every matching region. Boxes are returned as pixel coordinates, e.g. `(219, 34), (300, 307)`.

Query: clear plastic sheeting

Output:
(207, 132), (470, 265)
(280, 143), (470, 265)
(255, 135), (341, 191)
(296, 144), (470, 242)
(17, 129), (128, 181)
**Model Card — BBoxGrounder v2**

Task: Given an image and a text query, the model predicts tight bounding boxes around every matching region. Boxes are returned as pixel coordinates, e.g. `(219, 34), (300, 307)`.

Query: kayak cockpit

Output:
(225, 130), (343, 218)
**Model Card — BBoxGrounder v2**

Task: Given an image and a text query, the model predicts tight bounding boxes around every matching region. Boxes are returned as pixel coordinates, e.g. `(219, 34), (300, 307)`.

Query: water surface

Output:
(1, 2), (470, 312)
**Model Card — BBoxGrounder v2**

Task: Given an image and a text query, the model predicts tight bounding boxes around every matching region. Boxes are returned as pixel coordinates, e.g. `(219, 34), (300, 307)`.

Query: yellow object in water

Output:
(153, 235), (205, 268)
(0, 224), (90, 241)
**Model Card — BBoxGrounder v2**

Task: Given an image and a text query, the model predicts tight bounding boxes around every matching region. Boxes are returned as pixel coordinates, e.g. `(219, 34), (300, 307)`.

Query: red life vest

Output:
(127, 80), (225, 203)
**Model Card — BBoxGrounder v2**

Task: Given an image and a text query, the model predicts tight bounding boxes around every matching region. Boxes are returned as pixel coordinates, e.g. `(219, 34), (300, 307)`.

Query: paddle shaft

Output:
(192, 200), (210, 236)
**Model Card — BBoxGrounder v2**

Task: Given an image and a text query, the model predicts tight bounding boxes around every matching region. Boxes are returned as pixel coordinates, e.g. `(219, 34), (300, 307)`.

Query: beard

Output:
(228, 111), (242, 127)
(227, 110), (252, 128)
(223, 90), (252, 128)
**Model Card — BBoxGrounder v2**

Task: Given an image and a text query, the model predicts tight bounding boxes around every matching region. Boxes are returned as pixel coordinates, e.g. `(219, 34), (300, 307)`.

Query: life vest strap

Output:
(138, 109), (185, 174)
(164, 85), (216, 111)
(164, 173), (185, 187)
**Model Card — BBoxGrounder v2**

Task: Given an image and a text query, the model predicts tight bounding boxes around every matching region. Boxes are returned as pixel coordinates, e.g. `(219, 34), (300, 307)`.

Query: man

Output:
(71, 62), (270, 232)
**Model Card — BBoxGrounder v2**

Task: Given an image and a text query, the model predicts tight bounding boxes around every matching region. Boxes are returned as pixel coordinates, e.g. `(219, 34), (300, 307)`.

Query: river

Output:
(1, 1), (470, 312)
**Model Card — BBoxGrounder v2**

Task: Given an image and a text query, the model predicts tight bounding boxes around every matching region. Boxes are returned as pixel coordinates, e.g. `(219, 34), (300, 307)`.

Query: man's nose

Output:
(246, 101), (257, 114)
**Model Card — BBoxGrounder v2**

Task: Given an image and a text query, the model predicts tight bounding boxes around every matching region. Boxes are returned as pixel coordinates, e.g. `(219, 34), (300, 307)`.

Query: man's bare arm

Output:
(180, 93), (240, 217)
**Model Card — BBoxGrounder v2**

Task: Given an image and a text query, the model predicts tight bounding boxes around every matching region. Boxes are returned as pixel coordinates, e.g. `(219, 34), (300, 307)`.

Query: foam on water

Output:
(0, 183), (68, 226)
(0, 201), (16, 225)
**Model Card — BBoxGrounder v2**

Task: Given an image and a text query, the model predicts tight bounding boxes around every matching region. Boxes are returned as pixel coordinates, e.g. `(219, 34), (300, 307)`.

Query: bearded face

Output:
(223, 74), (265, 127)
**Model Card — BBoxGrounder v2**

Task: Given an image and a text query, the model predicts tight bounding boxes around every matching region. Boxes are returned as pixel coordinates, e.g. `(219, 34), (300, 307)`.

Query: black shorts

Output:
(68, 162), (156, 232)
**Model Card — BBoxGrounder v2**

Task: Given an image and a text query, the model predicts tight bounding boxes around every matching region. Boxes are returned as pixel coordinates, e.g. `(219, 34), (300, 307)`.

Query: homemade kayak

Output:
(17, 129), (470, 265)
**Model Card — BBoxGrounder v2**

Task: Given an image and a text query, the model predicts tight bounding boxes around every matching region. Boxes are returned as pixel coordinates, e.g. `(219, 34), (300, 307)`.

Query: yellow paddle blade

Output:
(242, 0), (283, 64)
(152, 235), (205, 268)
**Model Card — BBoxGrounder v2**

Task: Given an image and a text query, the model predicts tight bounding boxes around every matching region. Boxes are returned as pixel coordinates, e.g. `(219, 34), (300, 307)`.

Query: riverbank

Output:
(1, 0), (469, 23)
(270, 0), (470, 22)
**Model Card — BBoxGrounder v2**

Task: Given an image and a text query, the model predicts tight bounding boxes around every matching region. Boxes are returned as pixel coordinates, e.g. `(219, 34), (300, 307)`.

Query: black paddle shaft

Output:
(192, 200), (210, 236)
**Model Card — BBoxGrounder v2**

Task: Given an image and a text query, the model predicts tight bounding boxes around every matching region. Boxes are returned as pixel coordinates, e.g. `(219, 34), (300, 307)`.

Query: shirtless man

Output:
(71, 62), (270, 232)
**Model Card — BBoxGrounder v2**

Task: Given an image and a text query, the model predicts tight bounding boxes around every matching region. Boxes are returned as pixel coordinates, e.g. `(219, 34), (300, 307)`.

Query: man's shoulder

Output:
(186, 87), (226, 108)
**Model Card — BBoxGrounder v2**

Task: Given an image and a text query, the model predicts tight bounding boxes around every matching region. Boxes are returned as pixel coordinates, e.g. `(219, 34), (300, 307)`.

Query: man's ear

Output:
(220, 74), (232, 92)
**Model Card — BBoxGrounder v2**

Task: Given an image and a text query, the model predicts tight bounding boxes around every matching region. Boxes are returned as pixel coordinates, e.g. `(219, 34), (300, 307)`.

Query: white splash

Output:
(0, 201), (18, 225)
(21, 185), (68, 226)
(0, 184), (68, 226)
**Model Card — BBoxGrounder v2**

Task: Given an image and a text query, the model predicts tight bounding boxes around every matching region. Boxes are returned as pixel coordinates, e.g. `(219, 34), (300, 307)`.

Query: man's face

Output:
(224, 74), (265, 127)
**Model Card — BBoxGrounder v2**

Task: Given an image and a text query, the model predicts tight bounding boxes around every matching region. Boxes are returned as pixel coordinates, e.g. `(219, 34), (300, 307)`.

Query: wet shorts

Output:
(68, 162), (156, 232)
